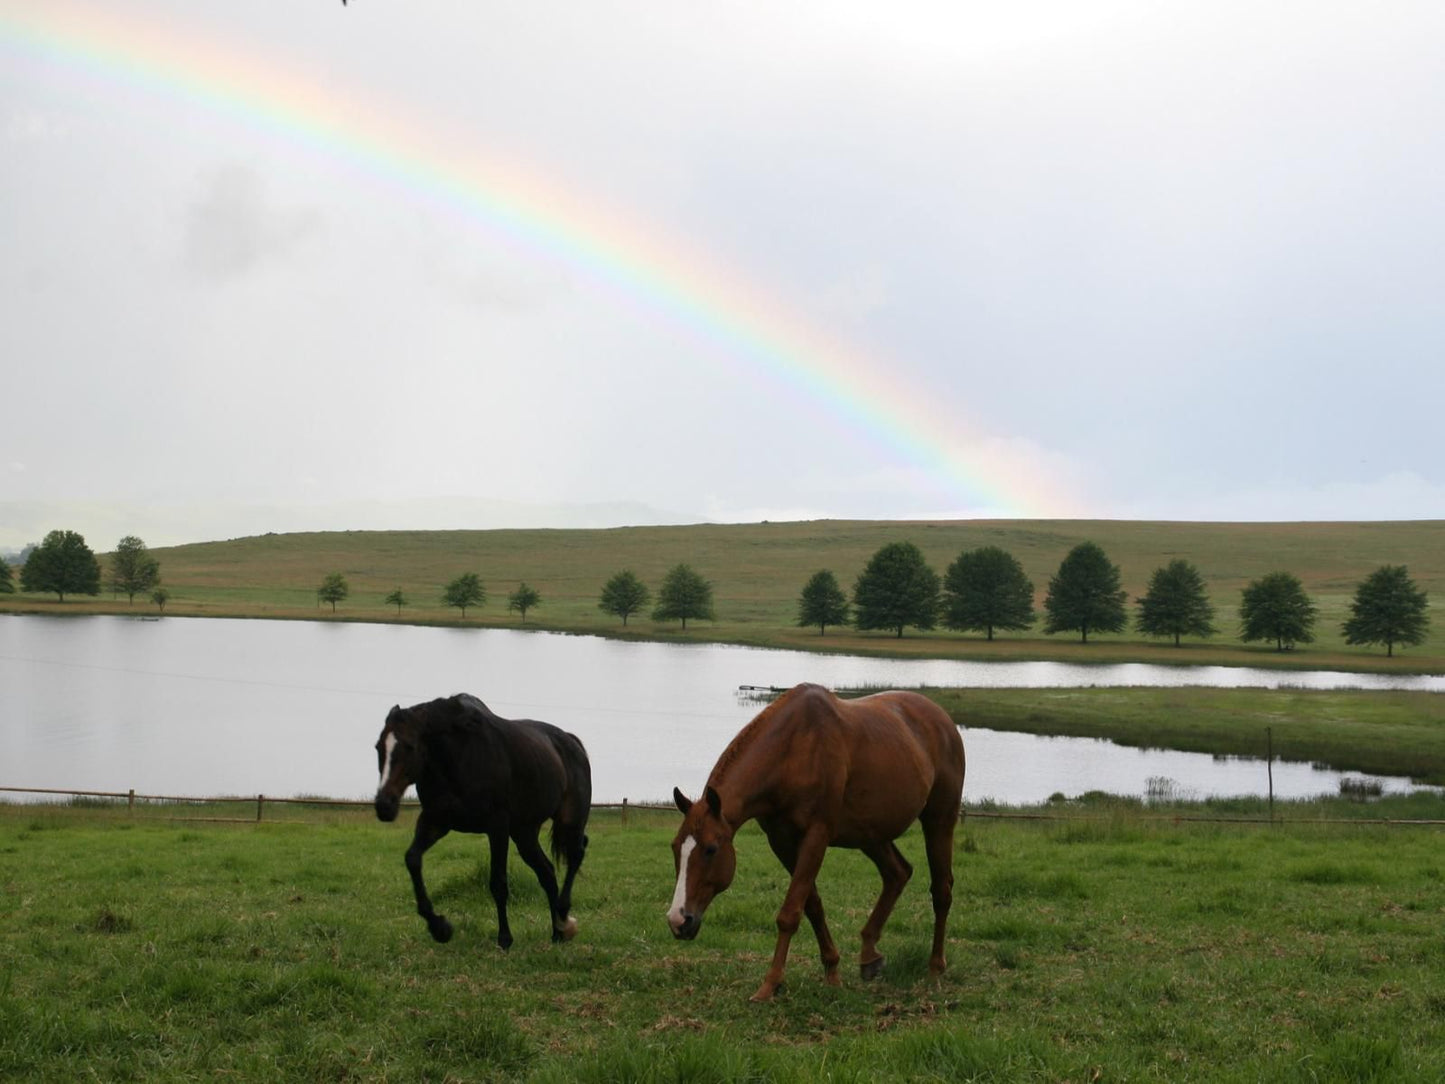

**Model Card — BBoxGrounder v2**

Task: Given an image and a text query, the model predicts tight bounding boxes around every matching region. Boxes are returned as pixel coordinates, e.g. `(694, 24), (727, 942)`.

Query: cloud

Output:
(182, 164), (323, 281)
(4, 108), (66, 144)
(1118, 472), (1445, 523)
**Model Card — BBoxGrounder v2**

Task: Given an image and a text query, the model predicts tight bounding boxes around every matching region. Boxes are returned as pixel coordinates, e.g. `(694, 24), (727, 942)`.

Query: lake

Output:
(3, 615), (1442, 806)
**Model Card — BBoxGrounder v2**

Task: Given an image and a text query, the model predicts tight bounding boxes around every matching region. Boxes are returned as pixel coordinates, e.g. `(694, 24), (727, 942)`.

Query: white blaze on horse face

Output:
(379, 733), (398, 790)
(667, 835), (697, 931)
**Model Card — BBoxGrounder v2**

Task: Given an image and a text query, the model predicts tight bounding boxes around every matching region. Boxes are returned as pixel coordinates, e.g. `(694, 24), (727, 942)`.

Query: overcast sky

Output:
(3, 1), (1443, 549)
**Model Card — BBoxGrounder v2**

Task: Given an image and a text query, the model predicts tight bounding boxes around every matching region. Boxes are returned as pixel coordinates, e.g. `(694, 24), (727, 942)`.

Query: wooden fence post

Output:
(127, 788), (135, 815)
(621, 797), (629, 827)
(257, 794), (264, 823)
(1266, 727), (1274, 822)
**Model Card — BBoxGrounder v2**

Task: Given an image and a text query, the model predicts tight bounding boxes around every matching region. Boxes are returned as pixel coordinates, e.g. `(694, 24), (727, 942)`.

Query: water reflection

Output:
(1, 615), (1440, 804)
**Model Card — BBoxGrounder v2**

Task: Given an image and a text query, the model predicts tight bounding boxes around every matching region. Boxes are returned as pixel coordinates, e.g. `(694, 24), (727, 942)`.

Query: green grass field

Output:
(4, 799), (1445, 1082)
(5, 519), (1444, 672)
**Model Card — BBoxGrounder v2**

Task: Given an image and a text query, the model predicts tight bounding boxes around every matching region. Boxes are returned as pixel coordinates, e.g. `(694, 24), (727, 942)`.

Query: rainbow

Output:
(1, 1), (1083, 517)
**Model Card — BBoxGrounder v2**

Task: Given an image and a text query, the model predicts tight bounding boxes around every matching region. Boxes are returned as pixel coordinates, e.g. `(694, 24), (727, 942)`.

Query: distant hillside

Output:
(6, 519), (1443, 671)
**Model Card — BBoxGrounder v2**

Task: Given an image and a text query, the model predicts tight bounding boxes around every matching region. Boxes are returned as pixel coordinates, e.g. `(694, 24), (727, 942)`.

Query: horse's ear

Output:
(673, 787), (691, 815)
(704, 786), (722, 818)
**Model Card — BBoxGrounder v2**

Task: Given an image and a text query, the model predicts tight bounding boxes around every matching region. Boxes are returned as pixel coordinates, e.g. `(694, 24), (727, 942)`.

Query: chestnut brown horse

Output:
(668, 683), (965, 1001)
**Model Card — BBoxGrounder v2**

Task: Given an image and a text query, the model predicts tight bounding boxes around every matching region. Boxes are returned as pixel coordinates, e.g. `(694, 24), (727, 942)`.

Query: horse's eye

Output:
(704, 844), (719, 858)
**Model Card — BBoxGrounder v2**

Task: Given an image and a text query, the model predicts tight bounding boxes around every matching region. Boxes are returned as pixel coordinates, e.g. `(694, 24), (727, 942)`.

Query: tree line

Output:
(311, 563), (717, 629)
(2, 529), (1430, 656)
(796, 540), (1431, 655)
(2, 530), (168, 609)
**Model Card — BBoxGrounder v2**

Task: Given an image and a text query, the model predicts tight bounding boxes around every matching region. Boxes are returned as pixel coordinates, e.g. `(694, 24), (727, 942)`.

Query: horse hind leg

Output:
(920, 809), (957, 975)
(512, 826), (569, 942)
(553, 827), (588, 941)
(859, 840), (912, 980)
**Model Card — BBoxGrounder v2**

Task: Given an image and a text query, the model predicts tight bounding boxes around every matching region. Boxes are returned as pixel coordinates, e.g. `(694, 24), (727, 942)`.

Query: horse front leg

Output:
(858, 841), (912, 980)
(764, 825), (840, 986)
(487, 828), (514, 950)
(404, 812), (453, 943)
(752, 827), (830, 1003)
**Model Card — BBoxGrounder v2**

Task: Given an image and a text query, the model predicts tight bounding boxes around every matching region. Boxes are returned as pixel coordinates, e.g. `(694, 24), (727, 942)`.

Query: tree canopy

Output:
(1136, 558), (1216, 646)
(1342, 565), (1429, 657)
(109, 535), (161, 604)
(1239, 571), (1317, 651)
(384, 588), (407, 615)
(852, 541), (940, 638)
(1042, 541), (1127, 643)
(797, 569), (849, 635)
(652, 564), (715, 629)
(20, 529), (101, 602)
(442, 573), (486, 618)
(316, 572), (349, 613)
(508, 582), (542, 622)
(0, 556), (12, 594)
(599, 570), (651, 626)
(941, 545), (1034, 641)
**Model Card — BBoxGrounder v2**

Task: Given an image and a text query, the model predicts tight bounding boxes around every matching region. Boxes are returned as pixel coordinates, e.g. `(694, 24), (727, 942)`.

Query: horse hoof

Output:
(429, 917), (453, 943)
(860, 955), (885, 981)
(559, 916), (578, 941)
(749, 981), (784, 1002)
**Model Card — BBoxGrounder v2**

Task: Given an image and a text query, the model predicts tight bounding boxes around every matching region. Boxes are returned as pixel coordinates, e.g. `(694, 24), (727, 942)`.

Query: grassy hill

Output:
(4, 519), (1443, 671)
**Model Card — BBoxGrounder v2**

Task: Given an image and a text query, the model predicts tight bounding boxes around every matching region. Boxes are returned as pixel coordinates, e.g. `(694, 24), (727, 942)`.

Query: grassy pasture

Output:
(5, 519), (1444, 671)
(4, 799), (1445, 1082)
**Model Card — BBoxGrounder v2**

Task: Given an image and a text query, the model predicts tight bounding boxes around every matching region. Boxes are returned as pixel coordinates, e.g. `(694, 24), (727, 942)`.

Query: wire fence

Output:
(0, 786), (655, 824)
(4, 785), (1445, 829)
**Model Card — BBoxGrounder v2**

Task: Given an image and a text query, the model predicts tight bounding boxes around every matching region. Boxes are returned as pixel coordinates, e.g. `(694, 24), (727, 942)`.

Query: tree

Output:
(1043, 541), (1127, 643)
(0, 556), (12, 594)
(797, 569), (849, 635)
(652, 564), (715, 630)
(1136, 558), (1216, 646)
(852, 541), (940, 638)
(1239, 571), (1317, 651)
(151, 587), (170, 613)
(1342, 565), (1429, 657)
(508, 582), (541, 622)
(316, 572), (349, 613)
(443, 573), (486, 618)
(20, 529), (102, 602)
(109, 535), (160, 605)
(941, 546), (1034, 641)
(384, 588), (408, 616)
(599, 570), (651, 626)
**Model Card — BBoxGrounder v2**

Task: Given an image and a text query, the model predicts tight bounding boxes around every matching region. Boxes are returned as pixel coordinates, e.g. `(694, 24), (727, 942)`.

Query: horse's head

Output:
(374, 703), (421, 822)
(666, 784), (737, 940)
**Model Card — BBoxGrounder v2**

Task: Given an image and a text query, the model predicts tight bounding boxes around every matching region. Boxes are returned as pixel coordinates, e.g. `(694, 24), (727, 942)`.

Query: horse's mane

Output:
(707, 683), (829, 789)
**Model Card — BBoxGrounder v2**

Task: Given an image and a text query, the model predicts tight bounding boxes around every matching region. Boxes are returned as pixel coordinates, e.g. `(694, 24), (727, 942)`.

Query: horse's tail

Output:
(550, 730), (592, 869)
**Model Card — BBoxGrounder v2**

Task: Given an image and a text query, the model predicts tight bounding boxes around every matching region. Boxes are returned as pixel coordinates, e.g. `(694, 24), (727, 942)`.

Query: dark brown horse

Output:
(374, 694), (591, 948)
(668, 683), (965, 1001)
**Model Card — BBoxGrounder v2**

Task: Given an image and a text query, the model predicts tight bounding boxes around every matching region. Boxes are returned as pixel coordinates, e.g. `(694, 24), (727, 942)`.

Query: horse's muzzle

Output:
(671, 913), (702, 940)
(374, 793), (399, 822)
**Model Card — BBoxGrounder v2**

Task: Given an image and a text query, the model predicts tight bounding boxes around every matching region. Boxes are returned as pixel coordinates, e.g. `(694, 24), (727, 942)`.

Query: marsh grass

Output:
(4, 799), (1445, 1081)
(931, 685), (1445, 785)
